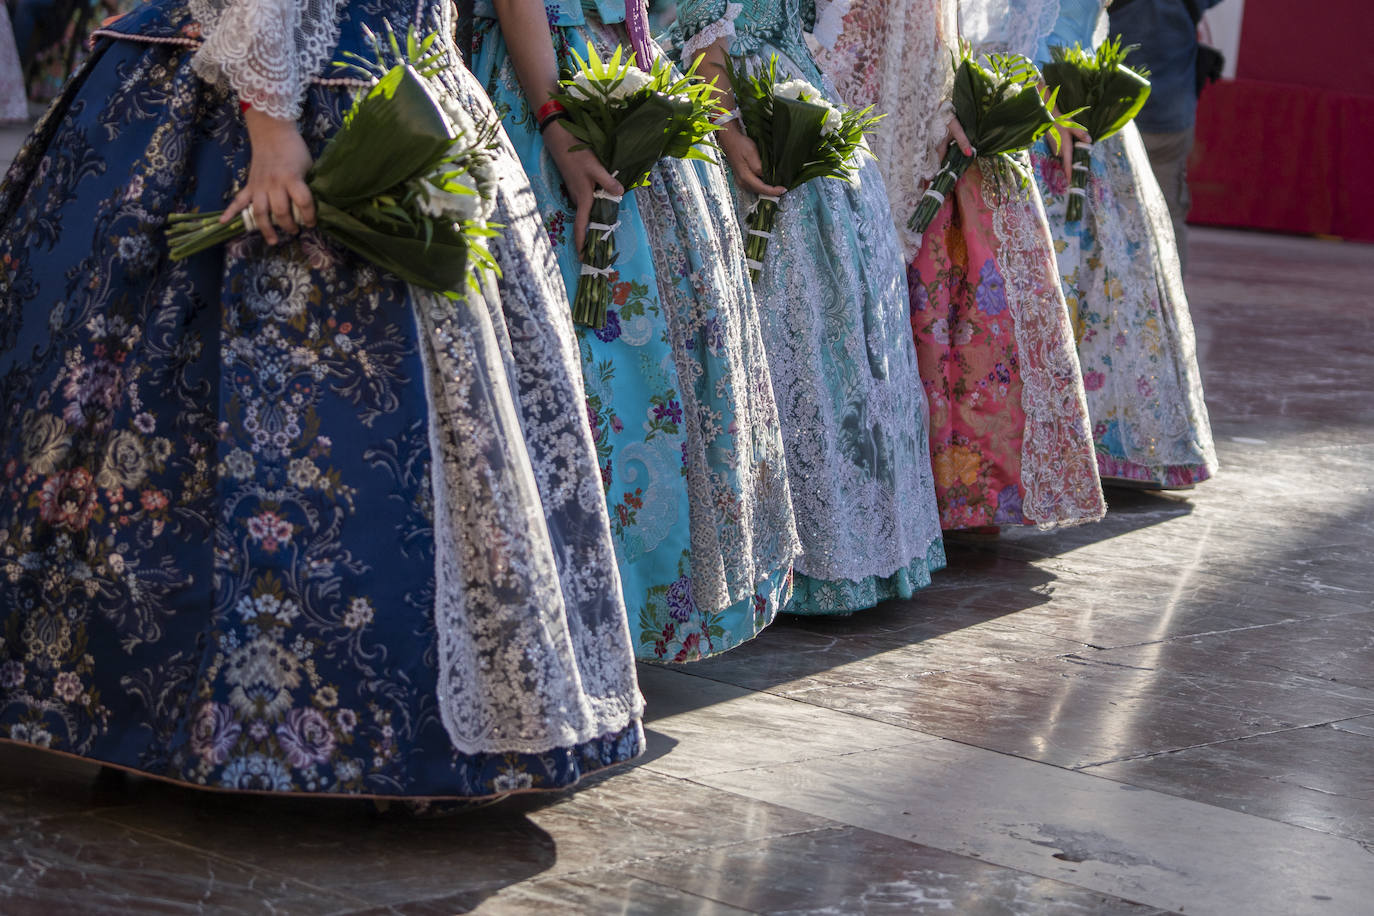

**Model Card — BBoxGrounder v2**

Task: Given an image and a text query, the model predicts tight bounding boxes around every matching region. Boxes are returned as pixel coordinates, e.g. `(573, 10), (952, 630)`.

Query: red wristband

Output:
(240, 100), (251, 113)
(535, 99), (565, 122)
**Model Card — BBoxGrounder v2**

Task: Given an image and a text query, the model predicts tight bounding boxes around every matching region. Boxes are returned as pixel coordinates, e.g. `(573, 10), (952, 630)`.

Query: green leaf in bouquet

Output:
(793, 103), (884, 186)
(338, 24), (446, 81)
(605, 92), (685, 190)
(911, 45), (1068, 232)
(951, 48), (1061, 158)
(977, 84), (1059, 153)
(950, 55), (983, 136)
(316, 200), (472, 292)
(768, 95), (828, 188)
(553, 42), (721, 180)
(310, 65), (455, 209)
(722, 53), (882, 280)
(1043, 36), (1151, 143)
(550, 42), (721, 322)
(727, 54), (879, 191)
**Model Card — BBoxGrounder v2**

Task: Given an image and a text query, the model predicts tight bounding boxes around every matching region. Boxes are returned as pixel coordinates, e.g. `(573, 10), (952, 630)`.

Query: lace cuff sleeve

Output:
(190, 0), (342, 121)
(677, 2), (743, 61)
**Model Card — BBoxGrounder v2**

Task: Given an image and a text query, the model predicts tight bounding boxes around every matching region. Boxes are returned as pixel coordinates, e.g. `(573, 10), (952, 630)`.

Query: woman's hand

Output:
(224, 108), (317, 246)
(544, 120), (625, 253)
(1050, 108), (1091, 176)
(944, 116), (974, 157)
(490, 0), (622, 252)
(684, 38), (783, 197)
(717, 124), (786, 198)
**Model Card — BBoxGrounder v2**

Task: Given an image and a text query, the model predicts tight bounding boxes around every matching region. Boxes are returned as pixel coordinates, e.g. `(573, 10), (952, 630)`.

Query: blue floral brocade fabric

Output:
(0, 0), (644, 797)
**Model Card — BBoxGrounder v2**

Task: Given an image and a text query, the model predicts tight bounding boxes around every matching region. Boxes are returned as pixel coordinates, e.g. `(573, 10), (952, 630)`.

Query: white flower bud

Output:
(415, 169), (481, 222)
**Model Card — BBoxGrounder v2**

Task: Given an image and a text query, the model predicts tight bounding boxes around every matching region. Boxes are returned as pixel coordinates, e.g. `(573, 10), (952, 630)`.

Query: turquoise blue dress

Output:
(469, 0), (800, 660)
(669, 0), (945, 615)
(1032, 0), (1216, 488)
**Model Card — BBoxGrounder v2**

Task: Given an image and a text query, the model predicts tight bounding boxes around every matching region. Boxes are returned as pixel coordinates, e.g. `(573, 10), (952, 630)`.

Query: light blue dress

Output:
(670, 0), (945, 615)
(1033, 0), (1217, 487)
(469, 0), (801, 660)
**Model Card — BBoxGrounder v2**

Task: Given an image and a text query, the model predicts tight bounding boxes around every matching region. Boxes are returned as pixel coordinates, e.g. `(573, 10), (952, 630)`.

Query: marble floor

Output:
(1, 141), (1372, 913)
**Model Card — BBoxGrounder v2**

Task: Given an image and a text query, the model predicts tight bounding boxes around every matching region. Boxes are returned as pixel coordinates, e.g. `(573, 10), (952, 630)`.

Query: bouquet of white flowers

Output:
(726, 56), (881, 282)
(551, 44), (722, 328)
(167, 29), (500, 298)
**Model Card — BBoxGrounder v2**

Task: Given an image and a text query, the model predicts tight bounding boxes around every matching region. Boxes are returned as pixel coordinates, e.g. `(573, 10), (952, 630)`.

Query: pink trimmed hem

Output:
(1097, 453), (1213, 489)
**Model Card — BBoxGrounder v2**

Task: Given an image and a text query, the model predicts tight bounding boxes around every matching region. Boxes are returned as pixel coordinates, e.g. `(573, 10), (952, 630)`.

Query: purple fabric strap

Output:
(624, 0), (654, 66)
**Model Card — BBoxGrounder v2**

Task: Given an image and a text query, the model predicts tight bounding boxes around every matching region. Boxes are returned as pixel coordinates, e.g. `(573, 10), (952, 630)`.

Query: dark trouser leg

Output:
(1141, 127), (1195, 274)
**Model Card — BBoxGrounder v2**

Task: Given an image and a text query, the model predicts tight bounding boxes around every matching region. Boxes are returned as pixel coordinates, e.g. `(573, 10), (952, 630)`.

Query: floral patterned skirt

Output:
(470, 19), (799, 661)
(698, 48), (945, 617)
(1031, 128), (1216, 488)
(909, 162), (1105, 530)
(0, 18), (644, 798)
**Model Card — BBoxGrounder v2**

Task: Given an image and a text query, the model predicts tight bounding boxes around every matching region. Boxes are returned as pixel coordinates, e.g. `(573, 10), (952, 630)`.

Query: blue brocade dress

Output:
(1032, 0), (1216, 488)
(0, 0), (646, 798)
(668, 0), (945, 615)
(470, 0), (800, 661)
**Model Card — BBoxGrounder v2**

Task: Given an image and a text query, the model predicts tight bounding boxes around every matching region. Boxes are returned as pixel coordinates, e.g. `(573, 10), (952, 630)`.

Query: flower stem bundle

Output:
(727, 55), (882, 282)
(1042, 36), (1151, 221)
(552, 44), (722, 327)
(910, 43), (1073, 236)
(166, 28), (501, 297)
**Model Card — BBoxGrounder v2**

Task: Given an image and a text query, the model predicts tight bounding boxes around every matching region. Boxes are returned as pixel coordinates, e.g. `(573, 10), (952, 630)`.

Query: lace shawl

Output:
(990, 170), (1105, 526)
(811, 0), (955, 261)
(957, 0), (1060, 59)
(190, 0), (344, 119)
(419, 59), (644, 755)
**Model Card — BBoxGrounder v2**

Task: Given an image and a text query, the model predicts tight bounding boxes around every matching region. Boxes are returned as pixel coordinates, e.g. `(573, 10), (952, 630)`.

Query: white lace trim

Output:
(416, 66), (643, 755)
(189, 0), (344, 120)
(633, 117), (802, 612)
(682, 3), (743, 61)
(415, 284), (636, 754)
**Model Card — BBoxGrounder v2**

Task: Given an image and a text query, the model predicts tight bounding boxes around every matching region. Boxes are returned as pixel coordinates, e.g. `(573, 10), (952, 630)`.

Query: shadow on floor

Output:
(1, 740), (562, 911)
(635, 486), (1198, 712)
